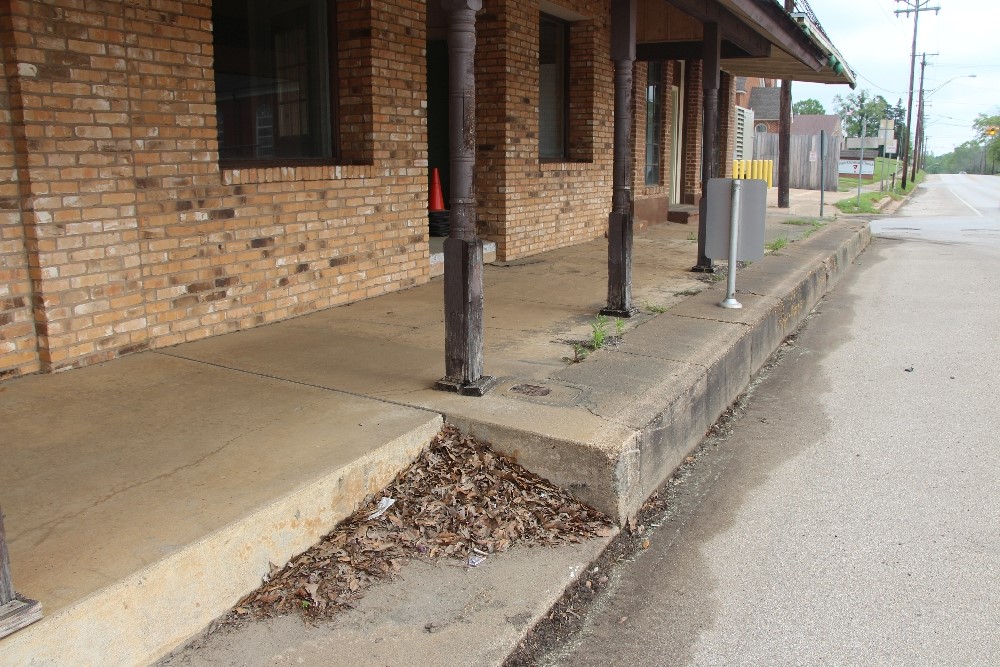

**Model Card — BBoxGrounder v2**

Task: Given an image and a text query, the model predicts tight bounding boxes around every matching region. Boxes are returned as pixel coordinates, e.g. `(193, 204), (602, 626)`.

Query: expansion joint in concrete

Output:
(151, 351), (443, 419)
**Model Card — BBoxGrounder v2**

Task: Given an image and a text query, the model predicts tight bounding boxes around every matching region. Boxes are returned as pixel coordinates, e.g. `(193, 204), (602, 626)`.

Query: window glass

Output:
(645, 62), (663, 186)
(539, 14), (568, 159)
(213, 0), (334, 163)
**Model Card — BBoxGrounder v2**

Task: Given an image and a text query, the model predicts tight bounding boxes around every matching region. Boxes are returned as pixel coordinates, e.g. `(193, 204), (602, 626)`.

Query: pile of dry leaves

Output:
(232, 425), (613, 621)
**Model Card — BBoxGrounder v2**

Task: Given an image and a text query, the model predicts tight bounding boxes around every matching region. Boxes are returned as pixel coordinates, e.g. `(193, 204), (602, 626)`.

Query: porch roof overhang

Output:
(636, 0), (856, 88)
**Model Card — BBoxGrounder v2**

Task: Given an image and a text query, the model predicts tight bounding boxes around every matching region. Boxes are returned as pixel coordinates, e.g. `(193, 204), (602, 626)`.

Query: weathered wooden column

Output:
(693, 22), (720, 273)
(435, 0), (496, 396)
(1, 506), (42, 639)
(602, 0), (638, 318)
(778, 0), (793, 208)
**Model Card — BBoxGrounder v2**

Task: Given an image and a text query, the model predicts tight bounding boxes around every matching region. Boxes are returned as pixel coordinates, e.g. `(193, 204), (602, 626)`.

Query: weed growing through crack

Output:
(686, 232), (697, 242)
(783, 219), (825, 239)
(765, 237), (788, 254)
(564, 343), (589, 363)
(673, 289), (701, 297)
(590, 314), (609, 349)
(614, 317), (625, 336)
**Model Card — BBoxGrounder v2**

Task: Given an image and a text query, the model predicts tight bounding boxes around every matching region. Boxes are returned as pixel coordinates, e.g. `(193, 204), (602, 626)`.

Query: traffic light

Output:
(987, 126), (999, 137)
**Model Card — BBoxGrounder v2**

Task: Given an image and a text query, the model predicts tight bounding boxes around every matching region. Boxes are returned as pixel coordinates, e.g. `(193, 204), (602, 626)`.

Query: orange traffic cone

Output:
(428, 167), (446, 212)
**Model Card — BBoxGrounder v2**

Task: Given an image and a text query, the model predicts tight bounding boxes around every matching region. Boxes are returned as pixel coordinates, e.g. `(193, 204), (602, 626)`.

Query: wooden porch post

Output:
(1, 506), (42, 639)
(435, 0), (496, 396)
(693, 21), (720, 273)
(777, 0), (793, 208)
(602, 0), (639, 318)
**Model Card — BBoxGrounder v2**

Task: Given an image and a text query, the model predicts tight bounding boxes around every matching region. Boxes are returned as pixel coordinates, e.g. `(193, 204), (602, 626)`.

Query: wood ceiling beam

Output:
(636, 39), (771, 61)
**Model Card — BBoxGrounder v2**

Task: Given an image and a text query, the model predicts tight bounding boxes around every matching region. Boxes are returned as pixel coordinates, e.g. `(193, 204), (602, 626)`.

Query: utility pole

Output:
(911, 53), (936, 183)
(777, 0), (793, 208)
(895, 0), (939, 190)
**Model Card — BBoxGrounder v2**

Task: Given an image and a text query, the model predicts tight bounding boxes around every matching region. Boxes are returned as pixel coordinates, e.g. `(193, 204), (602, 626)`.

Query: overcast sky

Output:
(791, 0), (998, 155)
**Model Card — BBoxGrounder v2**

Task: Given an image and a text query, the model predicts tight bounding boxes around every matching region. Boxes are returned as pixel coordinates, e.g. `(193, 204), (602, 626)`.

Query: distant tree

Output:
(926, 140), (993, 175)
(973, 112), (1000, 169)
(792, 99), (826, 116)
(833, 89), (890, 138)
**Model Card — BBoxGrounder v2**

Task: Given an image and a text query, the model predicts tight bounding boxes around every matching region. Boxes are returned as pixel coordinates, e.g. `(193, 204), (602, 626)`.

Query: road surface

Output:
(541, 174), (1000, 666)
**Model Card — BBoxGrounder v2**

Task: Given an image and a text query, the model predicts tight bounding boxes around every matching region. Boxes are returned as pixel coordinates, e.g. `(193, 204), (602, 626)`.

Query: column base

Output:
(1, 597), (42, 639)
(691, 263), (716, 273)
(434, 375), (498, 397)
(599, 306), (639, 318)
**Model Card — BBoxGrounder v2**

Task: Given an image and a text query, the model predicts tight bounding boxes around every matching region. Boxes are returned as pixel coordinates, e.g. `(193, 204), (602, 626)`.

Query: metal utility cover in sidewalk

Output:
(705, 178), (767, 262)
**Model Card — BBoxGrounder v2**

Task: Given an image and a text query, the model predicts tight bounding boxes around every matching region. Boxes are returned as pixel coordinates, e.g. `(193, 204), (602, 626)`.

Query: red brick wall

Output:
(682, 59), (703, 205)
(475, 0), (613, 261)
(0, 44), (38, 378)
(0, 0), (430, 374)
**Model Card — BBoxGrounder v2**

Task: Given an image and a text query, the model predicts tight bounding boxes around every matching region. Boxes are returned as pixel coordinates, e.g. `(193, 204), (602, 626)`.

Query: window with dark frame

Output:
(212, 0), (338, 165)
(645, 62), (664, 186)
(539, 13), (569, 160)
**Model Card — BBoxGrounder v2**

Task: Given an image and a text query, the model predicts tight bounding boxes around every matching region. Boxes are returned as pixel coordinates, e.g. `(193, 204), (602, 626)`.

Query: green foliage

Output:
(590, 314), (608, 350)
(782, 219), (825, 238)
(923, 109), (1000, 175)
(835, 192), (883, 215)
(833, 89), (891, 139)
(614, 317), (625, 336)
(644, 302), (667, 313)
(765, 237), (788, 254)
(925, 140), (994, 175)
(792, 99), (826, 116)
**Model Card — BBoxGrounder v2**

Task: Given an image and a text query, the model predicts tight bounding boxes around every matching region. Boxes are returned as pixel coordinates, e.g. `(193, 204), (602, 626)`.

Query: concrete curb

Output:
(450, 222), (871, 524)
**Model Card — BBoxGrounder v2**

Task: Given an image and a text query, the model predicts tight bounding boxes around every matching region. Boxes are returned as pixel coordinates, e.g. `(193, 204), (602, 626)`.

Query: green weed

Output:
(765, 237), (788, 253)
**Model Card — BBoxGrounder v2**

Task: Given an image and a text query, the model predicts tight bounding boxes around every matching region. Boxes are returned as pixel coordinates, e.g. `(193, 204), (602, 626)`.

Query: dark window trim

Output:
(539, 12), (570, 161)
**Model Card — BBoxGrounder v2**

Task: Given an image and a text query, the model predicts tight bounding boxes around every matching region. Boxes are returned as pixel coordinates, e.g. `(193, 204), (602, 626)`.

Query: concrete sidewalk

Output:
(1, 188), (871, 666)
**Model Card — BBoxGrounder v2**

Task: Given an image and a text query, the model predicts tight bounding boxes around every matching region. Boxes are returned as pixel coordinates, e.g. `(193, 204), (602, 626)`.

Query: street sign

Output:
(838, 159), (874, 175)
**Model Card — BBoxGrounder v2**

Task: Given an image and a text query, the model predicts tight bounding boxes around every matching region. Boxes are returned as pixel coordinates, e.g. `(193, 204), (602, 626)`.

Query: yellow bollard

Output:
(766, 160), (773, 188)
(752, 160), (760, 180)
(732, 160), (739, 179)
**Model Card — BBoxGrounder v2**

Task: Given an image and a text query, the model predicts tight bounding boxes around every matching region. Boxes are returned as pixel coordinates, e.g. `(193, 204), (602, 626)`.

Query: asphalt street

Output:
(543, 174), (1000, 666)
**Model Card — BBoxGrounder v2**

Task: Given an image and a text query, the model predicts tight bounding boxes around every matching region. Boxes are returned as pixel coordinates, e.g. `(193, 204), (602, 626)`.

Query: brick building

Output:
(0, 0), (852, 380)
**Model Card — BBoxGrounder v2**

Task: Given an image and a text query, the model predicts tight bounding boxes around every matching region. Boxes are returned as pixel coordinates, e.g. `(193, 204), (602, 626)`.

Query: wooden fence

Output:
(753, 132), (840, 192)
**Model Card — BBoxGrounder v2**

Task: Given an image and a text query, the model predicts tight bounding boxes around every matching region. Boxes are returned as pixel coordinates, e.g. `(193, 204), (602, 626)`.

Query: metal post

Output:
(602, 0), (638, 318)
(880, 120), (887, 192)
(857, 116), (866, 206)
(819, 130), (826, 217)
(720, 179), (742, 309)
(435, 0), (496, 397)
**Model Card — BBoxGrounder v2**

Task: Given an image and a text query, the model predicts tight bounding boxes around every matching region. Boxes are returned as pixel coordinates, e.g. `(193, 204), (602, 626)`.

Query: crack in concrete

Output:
(22, 427), (256, 549)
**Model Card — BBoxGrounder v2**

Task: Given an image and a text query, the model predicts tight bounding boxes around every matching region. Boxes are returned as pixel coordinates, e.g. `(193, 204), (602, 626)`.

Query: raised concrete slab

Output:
(0, 354), (441, 666)
(0, 213), (870, 667)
